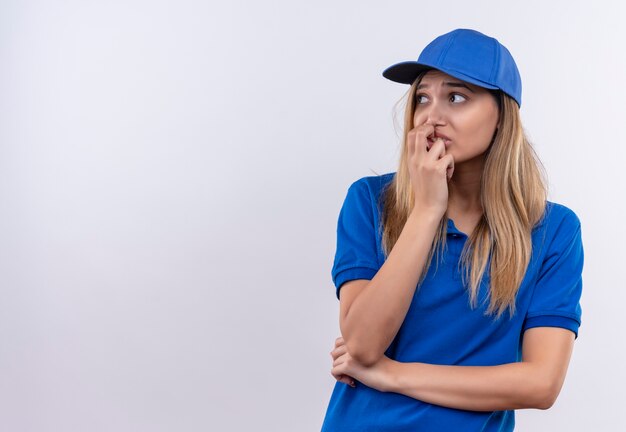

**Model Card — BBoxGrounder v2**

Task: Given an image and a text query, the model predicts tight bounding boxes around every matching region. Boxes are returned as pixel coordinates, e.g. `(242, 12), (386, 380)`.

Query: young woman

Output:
(321, 29), (584, 431)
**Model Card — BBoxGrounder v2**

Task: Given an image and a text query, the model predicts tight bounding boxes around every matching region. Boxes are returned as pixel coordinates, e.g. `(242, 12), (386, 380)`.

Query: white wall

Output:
(0, 0), (623, 430)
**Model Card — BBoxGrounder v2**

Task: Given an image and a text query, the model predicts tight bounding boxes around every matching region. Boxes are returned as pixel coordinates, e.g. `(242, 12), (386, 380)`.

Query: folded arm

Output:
(340, 210), (441, 366)
(386, 327), (575, 411)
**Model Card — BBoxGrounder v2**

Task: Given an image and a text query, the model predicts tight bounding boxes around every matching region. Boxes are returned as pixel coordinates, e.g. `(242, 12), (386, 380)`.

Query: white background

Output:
(1, 1), (624, 430)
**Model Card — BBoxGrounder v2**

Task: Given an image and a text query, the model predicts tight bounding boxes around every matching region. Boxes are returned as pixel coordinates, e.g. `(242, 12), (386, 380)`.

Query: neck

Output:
(447, 153), (486, 217)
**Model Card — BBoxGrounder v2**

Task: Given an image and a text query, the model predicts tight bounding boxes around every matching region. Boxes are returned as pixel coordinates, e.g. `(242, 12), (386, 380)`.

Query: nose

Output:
(425, 100), (446, 126)
(415, 98), (446, 127)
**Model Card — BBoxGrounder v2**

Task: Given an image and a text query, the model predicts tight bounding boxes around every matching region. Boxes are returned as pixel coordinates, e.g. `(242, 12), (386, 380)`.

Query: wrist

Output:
(383, 358), (404, 393)
(386, 361), (420, 394)
(409, 206), (444, 225)
(406, 209), (443, 235)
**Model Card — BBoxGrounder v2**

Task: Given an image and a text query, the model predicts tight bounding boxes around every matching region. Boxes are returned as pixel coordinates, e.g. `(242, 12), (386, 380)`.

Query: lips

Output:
(427, 132), (452, 148)
(431, 131), (451, 141)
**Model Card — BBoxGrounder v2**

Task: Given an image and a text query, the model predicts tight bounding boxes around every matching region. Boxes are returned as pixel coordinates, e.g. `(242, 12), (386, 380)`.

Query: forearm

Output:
(341, 210), (440, 366)
(387, 361), (552, 411)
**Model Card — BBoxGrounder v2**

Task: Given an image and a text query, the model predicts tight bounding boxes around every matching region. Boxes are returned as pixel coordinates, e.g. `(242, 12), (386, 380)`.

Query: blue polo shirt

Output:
(321, 172), (583, 432)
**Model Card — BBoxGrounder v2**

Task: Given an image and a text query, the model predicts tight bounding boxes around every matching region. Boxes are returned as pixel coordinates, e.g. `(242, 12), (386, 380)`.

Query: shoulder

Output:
(346, 171), (396, 201)
(538, 200), (582, 233)
(534, 200), (583, 255)
(339, 172), (395, 222)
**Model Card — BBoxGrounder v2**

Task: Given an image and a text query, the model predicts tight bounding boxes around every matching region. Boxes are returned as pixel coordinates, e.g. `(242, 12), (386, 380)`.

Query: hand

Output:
(329, 337), (356, 388)
(330, 336), (396, 393)
(406, 122), (454, 217)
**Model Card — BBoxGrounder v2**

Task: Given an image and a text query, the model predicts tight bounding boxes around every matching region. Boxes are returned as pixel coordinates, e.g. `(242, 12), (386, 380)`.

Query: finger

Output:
(408, 123), (434, 158)
(331, 369), (356, 387)
(436, 154), (455, 180)
(334, 337), (344, 348)
(330, 345), (348, 360)
(426, 137), (447, 160)
(333, 354), (345, 367)
(415, 122), (435, 156)
(407, 128), (416, 159)
(330, 370), (354, 384)
(336, 375), (356, 387)
(446, 155), (455, 181)
(334, 374), (353, 386)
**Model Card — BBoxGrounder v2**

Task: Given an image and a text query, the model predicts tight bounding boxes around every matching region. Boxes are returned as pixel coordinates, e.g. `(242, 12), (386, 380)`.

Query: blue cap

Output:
(382, 29), (522, 107)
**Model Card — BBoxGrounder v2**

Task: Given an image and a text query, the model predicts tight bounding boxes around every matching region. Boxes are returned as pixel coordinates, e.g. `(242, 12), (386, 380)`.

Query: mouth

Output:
(427, 134), (452, 148)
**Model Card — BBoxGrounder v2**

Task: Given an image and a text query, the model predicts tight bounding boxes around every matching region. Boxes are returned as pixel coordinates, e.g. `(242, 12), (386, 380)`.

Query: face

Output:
(412, 69), (500, 165)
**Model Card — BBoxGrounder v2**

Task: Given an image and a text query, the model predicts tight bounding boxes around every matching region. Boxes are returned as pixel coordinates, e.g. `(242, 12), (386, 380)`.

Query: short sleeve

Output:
(331, 179), (381, 300)
(523, 211), (584, 339)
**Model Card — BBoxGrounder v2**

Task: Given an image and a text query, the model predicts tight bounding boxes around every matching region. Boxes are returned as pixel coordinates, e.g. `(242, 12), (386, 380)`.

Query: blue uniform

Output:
(321, 172), (583, 432)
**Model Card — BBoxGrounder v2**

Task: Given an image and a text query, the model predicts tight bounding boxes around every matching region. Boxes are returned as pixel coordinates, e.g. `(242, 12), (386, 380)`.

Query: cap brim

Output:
(382, 61), (499, 91)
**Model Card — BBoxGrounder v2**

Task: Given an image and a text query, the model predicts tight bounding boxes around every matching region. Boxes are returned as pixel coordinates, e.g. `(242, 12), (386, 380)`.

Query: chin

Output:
(450, 149), (489, 166)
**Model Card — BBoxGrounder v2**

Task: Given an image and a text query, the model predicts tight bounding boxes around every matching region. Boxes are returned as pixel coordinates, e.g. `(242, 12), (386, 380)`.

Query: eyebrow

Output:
(417, 81), (475, 93)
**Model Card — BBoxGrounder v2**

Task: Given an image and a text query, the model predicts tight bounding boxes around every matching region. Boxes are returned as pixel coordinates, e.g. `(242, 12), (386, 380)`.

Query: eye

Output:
(415, 93), (467, 105)
(450, 93), (467, 103)
(415, 94), (428, 104)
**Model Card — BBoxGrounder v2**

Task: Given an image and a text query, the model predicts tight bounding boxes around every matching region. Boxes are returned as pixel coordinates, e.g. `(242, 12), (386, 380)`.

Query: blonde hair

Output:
(381, 71), (547, 320)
